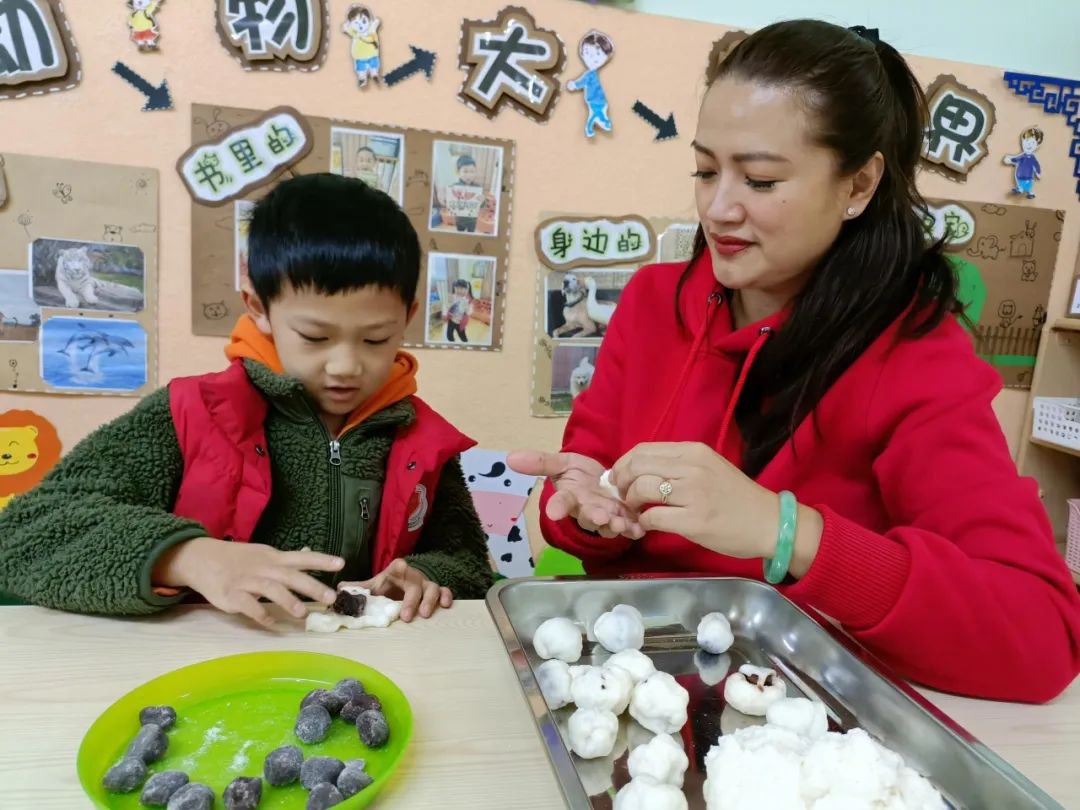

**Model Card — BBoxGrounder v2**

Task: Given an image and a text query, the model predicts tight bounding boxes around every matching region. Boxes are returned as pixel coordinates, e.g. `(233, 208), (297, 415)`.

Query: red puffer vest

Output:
(167, 361), (474, 571)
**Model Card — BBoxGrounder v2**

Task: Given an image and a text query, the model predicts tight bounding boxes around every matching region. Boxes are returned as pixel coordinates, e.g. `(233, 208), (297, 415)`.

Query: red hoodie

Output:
(542, 252), (1080, 703)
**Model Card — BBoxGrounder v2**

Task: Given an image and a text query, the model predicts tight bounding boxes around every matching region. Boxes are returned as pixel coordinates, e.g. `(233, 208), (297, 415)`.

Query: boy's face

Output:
(247, 283), (416, 422)
(349, 15), (370, 35)
(1021, 136), (1039, 154)
(356, 150), (377, 172)
(133, 0), (151, 9)
(457, 163), (478, 184)
(581, 43), (609, 70)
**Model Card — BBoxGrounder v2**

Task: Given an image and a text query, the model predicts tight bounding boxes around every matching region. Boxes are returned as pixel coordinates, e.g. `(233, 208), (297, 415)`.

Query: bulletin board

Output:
(0, 153), (158, 397)
(187, 103), (515, 351)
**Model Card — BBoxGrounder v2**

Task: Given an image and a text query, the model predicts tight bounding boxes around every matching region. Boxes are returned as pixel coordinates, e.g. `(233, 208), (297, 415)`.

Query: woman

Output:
(510, 20), (1080, 703)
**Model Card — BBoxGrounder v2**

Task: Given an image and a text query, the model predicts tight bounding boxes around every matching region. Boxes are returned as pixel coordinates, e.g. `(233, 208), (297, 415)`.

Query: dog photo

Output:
(40, 316), (148, 392)
(425, 253), (497, 347)
(30, 238), (145, 313)
(330, 127), (406, 205)
(545, 269), (632, 339)
(430, 140), (504, 237)
(549, 344), (601, 414)
(0, 270), (41, 343)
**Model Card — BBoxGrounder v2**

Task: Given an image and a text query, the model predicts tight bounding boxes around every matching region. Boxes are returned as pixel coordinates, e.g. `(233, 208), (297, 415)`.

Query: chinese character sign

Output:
(459, 6), (566, 123)
(177, 107), (313, 205)
(216, 0), (328, 70)
(921, 74), (996, 179)
(0, 0), (80, 100)
(918, 201), (976, 249)
(536, 215), (655, 270)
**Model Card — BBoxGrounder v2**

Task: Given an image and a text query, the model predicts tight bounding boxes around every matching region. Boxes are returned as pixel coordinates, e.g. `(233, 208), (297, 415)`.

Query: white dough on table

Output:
(567, 707), (620, 759)
(697, 612), (735, 655)
(629, 670), (689, 735)
(613, 776), (689, 810)
(765, 697), (828, 741)
(694, 650), (731, 687)
(571, 664), (634, 714)
(594, 604), (645, 653)
(605, 648), (656, 684)
(533, 617), (584, 663)
(723, 664), (787, 716)
(599, 469), (621, 500)
(627, 733), (689, 787)
(304, 587), (401, 632)
(536, 659), (574, 710)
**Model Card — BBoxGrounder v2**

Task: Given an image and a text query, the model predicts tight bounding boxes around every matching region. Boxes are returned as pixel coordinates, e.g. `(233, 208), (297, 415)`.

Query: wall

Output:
(1, 1), (1078, 554)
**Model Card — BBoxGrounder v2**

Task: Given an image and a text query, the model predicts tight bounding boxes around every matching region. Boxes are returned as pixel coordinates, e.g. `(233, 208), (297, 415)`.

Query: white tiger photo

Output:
(31, 239), (145, 313)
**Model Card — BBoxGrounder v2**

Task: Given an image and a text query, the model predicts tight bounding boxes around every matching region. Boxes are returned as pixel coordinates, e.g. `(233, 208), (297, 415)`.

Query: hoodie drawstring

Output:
(715, 325), (772, 454)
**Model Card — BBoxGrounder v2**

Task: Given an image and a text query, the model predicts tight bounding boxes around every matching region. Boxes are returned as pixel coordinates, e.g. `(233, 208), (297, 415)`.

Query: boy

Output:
(352, 145), (382, 192)
(448, 155), (482, 233)
(444, 278), (472, 343)
(1003, 126), (1043, 199)
(0, 174), (493, 626)
(343, 5), (380, 87)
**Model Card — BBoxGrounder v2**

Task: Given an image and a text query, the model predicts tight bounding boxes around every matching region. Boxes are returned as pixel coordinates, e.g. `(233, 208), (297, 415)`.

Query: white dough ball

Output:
(594, 605), (645, 653)
(629, 670), (689, 735)
(723, 664), (787, 717)
(697, 612), (735, 654)
(599, 469), (621, 500)
(627, 733), (689, 787)
(765, 697), (828, 740)
(567, 707), (620, 759)
(536, 659), (574, 710)
(572, 664), (634, 714)
(533, 617), (583, 663)
(605, 649), (656, 684)
(614, 776), (688, 810)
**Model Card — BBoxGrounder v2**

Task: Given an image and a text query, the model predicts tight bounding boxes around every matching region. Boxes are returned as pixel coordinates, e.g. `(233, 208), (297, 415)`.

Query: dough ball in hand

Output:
(533, 617), (584, 663)
(604, 649), (656, 684)
(571, 664), (634, 714)
(599, 470), (621, 500)
(614, 776), (688, 810)
(629, 671), (690, 735)
(627, 733), (689, 787)
(723, 664), (786, 716)
(567, 707), (620, 759)
(696, 612), (734, 655)
(594, 605), (645, 653)
(536, 659), (574, 710)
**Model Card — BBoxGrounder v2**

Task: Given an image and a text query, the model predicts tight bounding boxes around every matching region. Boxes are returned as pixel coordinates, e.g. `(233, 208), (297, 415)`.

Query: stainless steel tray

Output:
(487, 577), (1062, 809)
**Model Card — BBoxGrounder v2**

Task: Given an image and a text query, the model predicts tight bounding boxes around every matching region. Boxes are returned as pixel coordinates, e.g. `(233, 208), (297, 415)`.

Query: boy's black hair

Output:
(456, 155), (477, 170)
(247, 172), (420, 309)
(356, 146), (376, 156)
(452, 278), (473, 297)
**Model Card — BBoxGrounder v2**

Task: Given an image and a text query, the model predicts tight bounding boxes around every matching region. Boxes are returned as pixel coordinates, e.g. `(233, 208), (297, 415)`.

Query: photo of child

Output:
(426, 253), (496, 346)
(234, 200), (254, 292)
(430, 141), (503, 237)
(330, 128), (405, 204)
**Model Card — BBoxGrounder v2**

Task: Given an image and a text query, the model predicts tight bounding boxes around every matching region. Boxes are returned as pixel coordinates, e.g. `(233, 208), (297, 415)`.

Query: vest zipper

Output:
(303, 399), (345, 566)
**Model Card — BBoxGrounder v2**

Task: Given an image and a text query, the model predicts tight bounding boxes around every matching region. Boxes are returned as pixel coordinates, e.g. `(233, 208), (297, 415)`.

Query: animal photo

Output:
(40, 317), (148, 392)
(426, 253), (497, 347)
(30, 238), (145, 313)
(0, 270), (41, 343)
(546, 270), (631, 339)
(549, 344), (600, 413)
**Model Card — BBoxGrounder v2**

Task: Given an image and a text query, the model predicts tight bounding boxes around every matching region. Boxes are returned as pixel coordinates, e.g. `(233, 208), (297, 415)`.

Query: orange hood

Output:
(224, 315), (418, 433)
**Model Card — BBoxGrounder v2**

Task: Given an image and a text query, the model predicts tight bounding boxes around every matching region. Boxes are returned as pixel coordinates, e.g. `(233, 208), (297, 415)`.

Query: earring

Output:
(846, 207), (858, 218)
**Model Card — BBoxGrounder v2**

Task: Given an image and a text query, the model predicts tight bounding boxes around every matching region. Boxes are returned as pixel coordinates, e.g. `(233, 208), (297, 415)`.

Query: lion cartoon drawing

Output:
(0, 411), (62, 511)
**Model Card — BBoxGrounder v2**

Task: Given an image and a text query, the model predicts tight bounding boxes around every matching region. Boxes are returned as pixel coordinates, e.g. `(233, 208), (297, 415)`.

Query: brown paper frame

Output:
(0, 0), (81, 101)
(175, 105), (315, 207)
(215, 0), (330, 72)
(921, 74), (997, 182)
(458, 6), (567, 123)
(534, 214), (657, 270)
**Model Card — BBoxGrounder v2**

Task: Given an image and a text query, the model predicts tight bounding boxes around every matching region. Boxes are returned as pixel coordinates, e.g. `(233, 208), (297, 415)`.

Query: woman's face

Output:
(692, 77), (855, 300)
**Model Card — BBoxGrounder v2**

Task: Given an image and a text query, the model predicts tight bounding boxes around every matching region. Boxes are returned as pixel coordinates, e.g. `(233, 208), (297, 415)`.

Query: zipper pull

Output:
(329, 440), (342, 466)
(359, 497), (370, 520)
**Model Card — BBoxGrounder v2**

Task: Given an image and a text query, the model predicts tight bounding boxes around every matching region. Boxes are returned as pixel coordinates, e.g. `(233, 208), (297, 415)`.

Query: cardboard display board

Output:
(0, 153), (157, 396)
(928, 197), (1063, 388)
(530, 213), (694, 416)
(188, 103), (514, 351)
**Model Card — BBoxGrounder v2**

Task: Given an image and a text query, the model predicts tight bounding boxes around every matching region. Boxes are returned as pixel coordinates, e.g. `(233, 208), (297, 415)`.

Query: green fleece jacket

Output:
(0, 361), (494, 615)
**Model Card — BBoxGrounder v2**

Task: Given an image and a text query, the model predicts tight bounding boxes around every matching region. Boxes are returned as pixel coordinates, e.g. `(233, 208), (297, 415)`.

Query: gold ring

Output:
(658, 479), (673, 505)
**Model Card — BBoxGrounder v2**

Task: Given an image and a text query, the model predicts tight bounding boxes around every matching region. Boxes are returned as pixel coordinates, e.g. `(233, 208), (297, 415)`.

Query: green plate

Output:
(78, 651), (413, 809)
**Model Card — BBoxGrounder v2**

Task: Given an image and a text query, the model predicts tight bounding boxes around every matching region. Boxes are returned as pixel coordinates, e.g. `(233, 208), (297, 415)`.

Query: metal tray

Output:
(487, 577), (1062, 809)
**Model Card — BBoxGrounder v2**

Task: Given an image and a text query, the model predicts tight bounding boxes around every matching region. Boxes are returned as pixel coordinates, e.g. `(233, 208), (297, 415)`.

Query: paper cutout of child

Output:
(127, 0), (162, 50)
(567, 31), (614, 138)
(343, 5), (381, 87)
(1003, 126), (1043, 199)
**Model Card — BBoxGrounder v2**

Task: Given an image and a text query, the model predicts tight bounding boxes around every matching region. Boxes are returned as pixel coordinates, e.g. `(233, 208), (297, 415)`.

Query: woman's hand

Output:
(611, 442), (819, 566)
(508, 450), (644, 539)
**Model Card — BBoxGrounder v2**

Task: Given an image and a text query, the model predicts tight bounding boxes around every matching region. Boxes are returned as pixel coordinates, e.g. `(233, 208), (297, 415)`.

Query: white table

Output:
(0, 603), (1076, 808)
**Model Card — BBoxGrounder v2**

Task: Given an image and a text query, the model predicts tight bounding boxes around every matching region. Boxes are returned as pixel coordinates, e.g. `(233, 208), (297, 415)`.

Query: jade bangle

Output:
(764, 490), (797, 584)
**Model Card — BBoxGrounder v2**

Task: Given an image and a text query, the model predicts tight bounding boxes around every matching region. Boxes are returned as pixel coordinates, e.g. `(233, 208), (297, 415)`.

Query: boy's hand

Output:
(345, 558), (452, 622)
(154, 538), (344, 628)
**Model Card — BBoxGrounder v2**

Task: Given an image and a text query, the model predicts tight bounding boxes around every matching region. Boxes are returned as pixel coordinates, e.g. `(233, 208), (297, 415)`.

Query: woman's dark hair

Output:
(681, 19), (961, 477)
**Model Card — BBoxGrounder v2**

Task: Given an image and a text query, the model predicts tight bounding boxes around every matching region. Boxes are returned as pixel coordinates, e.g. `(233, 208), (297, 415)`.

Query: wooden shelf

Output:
(1052, 318), (1080, 333)
(1030, 437), (1080, 460)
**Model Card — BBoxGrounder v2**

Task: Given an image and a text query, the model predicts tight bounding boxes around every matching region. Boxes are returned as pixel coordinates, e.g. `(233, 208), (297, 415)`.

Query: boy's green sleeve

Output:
(406, 456), (495, 599)
(0, 386), (206, 615)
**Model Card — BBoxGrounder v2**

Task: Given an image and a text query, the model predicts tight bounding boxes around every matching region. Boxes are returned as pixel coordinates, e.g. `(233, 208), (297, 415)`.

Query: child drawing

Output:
(445, 278), (473, 343)
(127, 0), (162, 50)
(343, 5), (381, 87)
(1003, 126), (1043, 199)
(567, 31), (614, 138)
